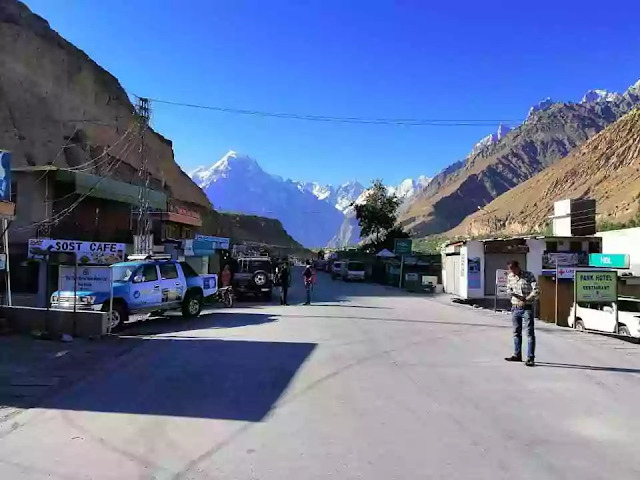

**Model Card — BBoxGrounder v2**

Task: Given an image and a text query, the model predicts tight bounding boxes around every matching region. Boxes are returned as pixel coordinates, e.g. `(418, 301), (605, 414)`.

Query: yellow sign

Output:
(575, 270), (617, 302)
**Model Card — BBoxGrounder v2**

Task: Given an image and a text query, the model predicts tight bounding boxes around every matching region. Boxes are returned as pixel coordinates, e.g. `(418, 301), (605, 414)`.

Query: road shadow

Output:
(536, 362), (640, 375)
(270, 312), (511, 330)
(120, 310), (278, 337)
(2, 333), (316, 422)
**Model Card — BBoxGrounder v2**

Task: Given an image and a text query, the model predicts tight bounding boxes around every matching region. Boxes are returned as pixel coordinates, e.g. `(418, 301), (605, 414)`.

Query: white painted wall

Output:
(526, 239), (545, 277)
(596, 227), (640, 276)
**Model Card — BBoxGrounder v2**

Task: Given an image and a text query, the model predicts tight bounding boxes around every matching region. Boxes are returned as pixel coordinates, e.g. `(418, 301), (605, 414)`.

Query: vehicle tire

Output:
(102, 301), (128, 332)
(182, 290), (203, 318)
(618, 324), (631, 336)
(224, 290), (234, 308)
(253, 270), (269, 288)
(574, 319), (585, 332)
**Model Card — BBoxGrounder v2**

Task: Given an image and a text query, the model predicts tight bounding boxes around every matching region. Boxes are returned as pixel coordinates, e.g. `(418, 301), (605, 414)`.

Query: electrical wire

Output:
(66, 122), (138, 171)
(32, 125), (80, 185)
(15, 136), (138, 232)
(138, 95), (524, 127)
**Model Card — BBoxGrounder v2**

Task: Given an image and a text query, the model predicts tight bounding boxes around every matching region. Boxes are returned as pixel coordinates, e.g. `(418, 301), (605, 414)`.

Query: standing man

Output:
(303, 262), (313, 305)
(505, 260), (539, 367)
(279, 262), (291, 305)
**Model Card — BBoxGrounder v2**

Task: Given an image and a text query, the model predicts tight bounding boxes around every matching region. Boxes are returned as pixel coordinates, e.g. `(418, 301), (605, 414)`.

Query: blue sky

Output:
(25, 0), (640, 186)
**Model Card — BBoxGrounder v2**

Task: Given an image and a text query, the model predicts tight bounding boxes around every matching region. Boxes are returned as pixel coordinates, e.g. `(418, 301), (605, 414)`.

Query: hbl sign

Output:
(589, 254), (630, 269)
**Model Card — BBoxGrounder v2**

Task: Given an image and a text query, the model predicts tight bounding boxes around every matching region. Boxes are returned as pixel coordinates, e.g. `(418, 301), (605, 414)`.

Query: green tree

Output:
(354, 179), (401, 243)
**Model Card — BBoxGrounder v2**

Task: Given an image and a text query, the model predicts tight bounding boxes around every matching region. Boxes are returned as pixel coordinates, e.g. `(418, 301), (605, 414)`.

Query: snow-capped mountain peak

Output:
(387, 176), (431, 200)
(188, 151), (264, 188)
(527, 97), (554, 119)
(580, 89), (622, 104)
(470, 123), (512, 155)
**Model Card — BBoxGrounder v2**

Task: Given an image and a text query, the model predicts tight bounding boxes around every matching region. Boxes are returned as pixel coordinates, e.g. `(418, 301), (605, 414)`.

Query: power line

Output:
(138, 95), (523, 127)
(16, 138), (137, 233)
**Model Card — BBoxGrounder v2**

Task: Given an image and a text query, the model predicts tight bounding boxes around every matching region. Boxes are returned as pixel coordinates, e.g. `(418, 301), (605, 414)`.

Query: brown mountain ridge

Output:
(400, 83), (640, 236)
(448, 108), (640, 237)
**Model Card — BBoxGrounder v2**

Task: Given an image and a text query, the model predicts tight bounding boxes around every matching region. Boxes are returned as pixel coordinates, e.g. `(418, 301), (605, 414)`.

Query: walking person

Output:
(303, 262), (313, 305)
(279, 262), (291, 305)
(504, 260), (539, 367)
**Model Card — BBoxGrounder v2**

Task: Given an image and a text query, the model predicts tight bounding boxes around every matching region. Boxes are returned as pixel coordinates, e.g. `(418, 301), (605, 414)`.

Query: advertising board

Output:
(28, 239), (125, 264)
(575, 270), (617, 303)
(59, 266), (111, 292)
(495, 269), (510, 298)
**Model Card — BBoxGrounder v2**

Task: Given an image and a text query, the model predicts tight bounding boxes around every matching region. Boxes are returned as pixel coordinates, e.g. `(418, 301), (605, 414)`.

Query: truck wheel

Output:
(102, 301), (128, 332)
(182, 291), (203, 318)
(574, 319), (585, 332)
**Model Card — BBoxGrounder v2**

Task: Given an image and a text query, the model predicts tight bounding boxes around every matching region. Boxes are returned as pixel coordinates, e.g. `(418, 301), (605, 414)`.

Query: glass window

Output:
(141, 264), (158, 282)
(159, 263), (178, 280)
(569, 241), (582, 252)
(348, 262), (365, 271)
(179, 262), (198, 278)
(112, 265), (135, 282)
(546, 242), (558, 253)
(619, 301), (640, 313)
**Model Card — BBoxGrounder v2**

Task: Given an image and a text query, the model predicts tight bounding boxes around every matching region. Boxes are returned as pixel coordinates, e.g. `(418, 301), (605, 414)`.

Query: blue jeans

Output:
(512, 306), (535, 359)
(305, 283), (311, 304)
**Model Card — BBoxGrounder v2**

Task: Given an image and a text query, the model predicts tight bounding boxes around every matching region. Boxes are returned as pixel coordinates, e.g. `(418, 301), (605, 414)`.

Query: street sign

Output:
(589, 253), (630, 269)
(575, 270), (617, 303)
(394, 238), (412, 255)
(495, 269), (510, 298)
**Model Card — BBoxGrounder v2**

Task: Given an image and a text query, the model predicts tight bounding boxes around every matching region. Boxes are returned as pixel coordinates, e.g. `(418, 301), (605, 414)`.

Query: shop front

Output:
(182, 235), (230, 276)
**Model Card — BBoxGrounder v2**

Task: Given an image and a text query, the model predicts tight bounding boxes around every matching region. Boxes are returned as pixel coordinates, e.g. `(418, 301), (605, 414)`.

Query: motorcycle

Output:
(214, 286), (234, 308)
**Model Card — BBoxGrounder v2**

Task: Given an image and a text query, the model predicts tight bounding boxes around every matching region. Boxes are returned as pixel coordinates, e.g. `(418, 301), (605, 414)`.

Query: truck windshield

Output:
(112, 265), (136, 282)
(348, 262), (365, 271)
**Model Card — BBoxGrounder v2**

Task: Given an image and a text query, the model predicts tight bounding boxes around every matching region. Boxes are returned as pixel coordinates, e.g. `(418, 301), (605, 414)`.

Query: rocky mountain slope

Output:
(400, 80), (640, 236)
(190, 151), (345, 247)
(0, 0), (304, 250)
(0, 0), (209, 208)
(449, 108), (640, 237)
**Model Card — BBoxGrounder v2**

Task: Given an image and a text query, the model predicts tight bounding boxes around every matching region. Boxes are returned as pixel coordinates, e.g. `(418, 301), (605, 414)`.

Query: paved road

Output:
(2, 274), (640, 479)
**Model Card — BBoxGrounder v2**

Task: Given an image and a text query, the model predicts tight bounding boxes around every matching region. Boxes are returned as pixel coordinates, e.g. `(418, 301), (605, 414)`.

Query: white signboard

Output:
(28, 239), (125, 265)
(495, 269), (510, 298)
(542, 267), (576, 279)
(59, 266), (111, 292)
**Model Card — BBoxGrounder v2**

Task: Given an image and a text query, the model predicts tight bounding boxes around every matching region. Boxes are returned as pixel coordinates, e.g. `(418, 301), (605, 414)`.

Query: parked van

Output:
(568, 296), (640, 338)
(341, 261), (365, 282)
(331, 261), (343, 280)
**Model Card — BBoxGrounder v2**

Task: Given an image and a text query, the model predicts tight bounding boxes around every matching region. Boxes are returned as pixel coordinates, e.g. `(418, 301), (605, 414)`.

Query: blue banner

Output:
(0, 151), (11, 202)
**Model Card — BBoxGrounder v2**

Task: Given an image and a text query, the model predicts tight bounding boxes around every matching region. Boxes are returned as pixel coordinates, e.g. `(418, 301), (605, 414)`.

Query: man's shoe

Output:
(504, 355), (522, 362)
(525, 358), (535, 367)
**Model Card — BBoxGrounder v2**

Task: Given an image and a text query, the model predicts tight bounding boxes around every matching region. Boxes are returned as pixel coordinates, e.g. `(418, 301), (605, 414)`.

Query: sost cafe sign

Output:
(28, 239), (125, 265)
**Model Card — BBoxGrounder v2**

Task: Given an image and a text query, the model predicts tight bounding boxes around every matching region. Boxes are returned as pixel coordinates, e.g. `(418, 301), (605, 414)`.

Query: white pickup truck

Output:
(50, 254), (218, 330)
(568, 296), (640, 338)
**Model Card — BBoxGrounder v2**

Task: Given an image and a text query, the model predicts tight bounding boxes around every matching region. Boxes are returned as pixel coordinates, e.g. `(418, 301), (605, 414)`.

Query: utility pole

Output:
(134, 97), (151, 254)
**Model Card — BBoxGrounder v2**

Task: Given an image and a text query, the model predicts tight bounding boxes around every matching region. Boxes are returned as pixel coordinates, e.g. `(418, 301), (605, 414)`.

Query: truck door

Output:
(159, 262), (182, 306)
(130, 264), (162, 309)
